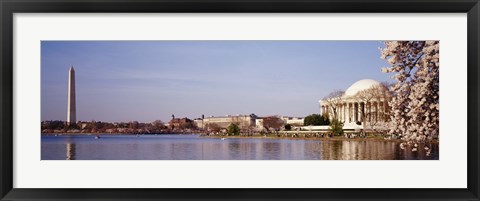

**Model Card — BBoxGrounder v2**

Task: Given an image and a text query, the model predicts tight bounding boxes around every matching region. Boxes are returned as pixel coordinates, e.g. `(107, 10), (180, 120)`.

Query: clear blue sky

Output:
(41, 41), (392, 123)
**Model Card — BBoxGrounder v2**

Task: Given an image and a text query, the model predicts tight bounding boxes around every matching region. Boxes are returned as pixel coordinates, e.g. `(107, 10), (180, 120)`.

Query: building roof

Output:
(344, 79), (381, 97)
(205, 114), (257, 119)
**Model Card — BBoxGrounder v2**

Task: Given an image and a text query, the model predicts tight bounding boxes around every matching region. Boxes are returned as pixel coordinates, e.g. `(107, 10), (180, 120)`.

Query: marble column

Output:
(349, 103), (352, 123)
(353, 102), (358, 123)
(339, 105), (342, 121)
(360, 102), (365, 122)
(347, 103), (350, 123)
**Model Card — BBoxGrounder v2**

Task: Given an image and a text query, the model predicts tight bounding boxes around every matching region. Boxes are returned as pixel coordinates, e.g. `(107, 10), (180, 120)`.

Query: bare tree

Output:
(129, 121), (139, 129)
(355, 87), (377, 134)
(179, 121), (196, 129)
(355, 85), (390, 134)
(381, 81), (394, 91)
(152, 120), (165, 129)
(323, 90), (345, 120)
(262, 116), (284, 131)
(376, 82), (393, 123)
(205, 123), (221, 133)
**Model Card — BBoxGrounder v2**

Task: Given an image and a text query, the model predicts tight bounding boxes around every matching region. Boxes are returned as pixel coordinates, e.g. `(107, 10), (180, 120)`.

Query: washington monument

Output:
(67, 66), (76, 125)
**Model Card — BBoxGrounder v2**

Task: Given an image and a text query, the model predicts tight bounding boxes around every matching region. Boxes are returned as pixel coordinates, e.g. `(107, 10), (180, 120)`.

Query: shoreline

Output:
(41, 133), (438, 144)
(200, 135), (406, 142)
(41, 133), (203, 136)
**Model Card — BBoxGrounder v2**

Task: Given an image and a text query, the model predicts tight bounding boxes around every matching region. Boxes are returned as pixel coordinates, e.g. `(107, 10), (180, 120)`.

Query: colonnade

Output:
(321, 101), (388, 123)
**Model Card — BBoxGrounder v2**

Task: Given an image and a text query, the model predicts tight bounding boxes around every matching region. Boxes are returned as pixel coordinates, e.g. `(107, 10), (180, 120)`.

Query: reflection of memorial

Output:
(313, 140), (400, 160)
(318, 141), (342, 159)
(66, 143), (76, 160)
(339, 141), (398, 160)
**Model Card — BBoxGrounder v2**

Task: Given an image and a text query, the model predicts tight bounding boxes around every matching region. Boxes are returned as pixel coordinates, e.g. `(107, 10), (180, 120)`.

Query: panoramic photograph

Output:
(41, 41), (439, 160)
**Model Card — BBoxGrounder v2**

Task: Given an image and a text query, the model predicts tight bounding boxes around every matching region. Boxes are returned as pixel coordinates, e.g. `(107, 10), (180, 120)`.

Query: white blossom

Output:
(380, 41), (439, 145)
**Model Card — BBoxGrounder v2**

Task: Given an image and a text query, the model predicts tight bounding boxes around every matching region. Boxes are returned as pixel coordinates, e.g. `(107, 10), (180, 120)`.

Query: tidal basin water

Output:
(41, 134), (438, 160)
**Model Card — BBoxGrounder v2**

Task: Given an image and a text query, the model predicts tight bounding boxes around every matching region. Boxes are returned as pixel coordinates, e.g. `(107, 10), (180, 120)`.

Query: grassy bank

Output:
(200, 134), (408, 142)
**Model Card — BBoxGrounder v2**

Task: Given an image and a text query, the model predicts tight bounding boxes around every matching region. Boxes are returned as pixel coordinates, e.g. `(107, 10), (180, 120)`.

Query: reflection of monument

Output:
(66, 143), (76, 160)
(67, 66), (76, 125)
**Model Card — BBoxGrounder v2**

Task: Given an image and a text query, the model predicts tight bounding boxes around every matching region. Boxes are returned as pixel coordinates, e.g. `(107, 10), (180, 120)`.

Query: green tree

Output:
(304, 114), (330, 126)
(284, 124), (292, 131)
(227, 123), (240, 136)
(329, 119), (344, 136)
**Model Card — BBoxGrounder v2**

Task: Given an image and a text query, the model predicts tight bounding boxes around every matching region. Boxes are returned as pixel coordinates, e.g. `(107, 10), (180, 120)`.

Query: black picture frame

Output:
(1, 0), (479, 200)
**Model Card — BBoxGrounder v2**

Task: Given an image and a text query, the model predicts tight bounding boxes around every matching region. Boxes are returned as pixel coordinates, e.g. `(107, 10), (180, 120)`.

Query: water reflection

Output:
(66, 143), (76, 160)
(41, 135), (439, 160)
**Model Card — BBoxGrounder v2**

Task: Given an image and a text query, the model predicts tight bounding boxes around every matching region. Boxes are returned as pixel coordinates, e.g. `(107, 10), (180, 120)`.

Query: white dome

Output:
(344, 79), (381, 97)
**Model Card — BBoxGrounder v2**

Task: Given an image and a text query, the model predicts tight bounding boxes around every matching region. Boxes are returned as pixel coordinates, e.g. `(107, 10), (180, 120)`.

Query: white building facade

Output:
(196, 114), (258, 129)
(319, 79), (390, 130)
(281, 116), (304, 126)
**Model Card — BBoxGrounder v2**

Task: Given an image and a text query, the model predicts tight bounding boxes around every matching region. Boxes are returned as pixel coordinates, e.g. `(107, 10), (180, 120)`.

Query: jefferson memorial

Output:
(319, 79), (390, 130)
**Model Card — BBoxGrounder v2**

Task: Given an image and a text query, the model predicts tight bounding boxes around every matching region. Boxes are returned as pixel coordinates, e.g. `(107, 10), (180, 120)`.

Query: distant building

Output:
(169, 117), (194, 129)
(281, 116), (304, 126)
(255, 119), (264, 129)
(197, 114), (258, 129)
(193, 118), (204, 129)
